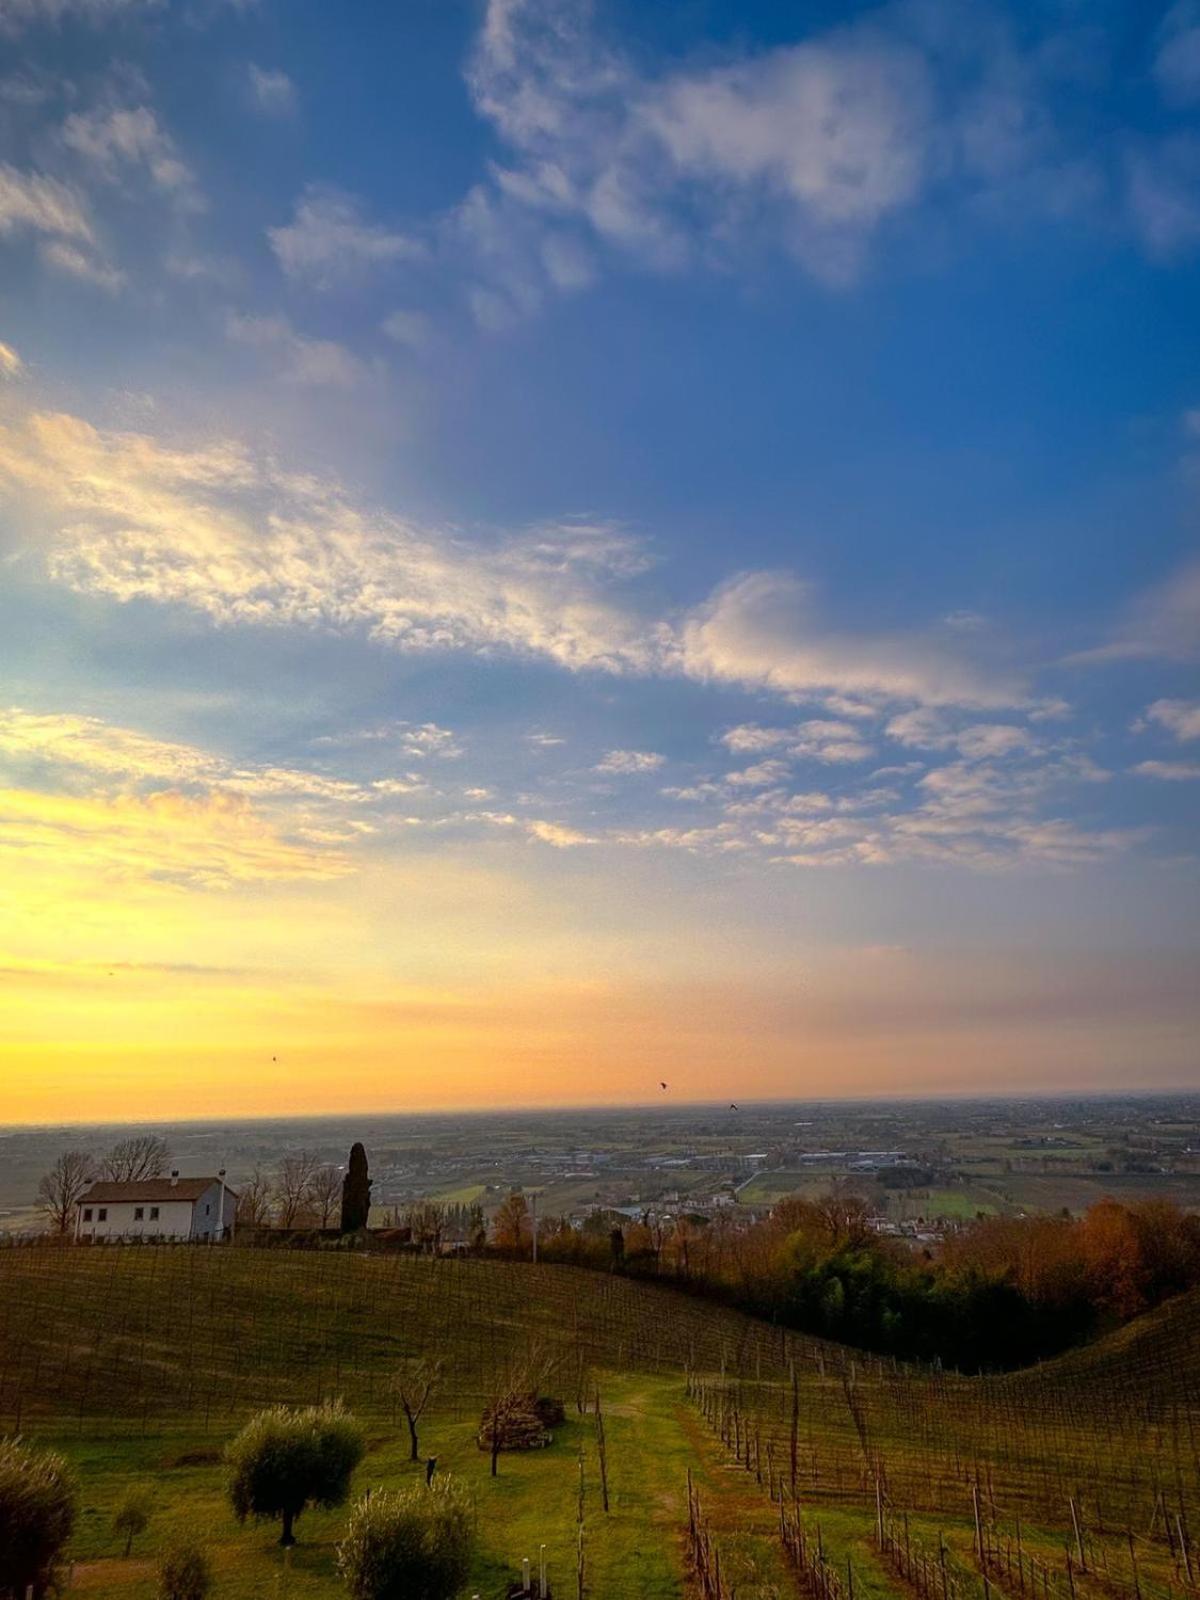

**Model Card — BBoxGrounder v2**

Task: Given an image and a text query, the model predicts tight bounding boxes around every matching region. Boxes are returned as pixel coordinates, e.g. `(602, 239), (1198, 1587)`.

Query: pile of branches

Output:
(477, 1392), (560, 1452)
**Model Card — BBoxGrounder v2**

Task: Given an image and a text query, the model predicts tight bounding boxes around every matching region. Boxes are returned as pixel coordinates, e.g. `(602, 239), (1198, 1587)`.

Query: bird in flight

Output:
(659, 1081), (668, 1090)
(729, 1102), (739, 1111)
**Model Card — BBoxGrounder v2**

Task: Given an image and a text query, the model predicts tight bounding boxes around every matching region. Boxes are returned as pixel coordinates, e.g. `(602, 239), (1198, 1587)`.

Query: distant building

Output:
(76, 1171), (238, 1243)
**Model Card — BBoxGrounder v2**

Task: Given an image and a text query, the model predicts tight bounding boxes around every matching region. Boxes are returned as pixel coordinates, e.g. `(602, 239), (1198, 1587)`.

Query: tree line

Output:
(487, 1188), (1200, 1370)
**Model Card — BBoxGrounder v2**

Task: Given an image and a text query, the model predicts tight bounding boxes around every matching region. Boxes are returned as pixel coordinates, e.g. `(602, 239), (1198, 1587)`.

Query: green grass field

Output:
(47, 1371), (762, 1599)
(3, 1244), (1199, 1600)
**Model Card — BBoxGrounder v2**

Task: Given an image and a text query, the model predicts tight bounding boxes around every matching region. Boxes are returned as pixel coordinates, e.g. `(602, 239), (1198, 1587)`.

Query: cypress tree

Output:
(340, 1143), (372, 1233)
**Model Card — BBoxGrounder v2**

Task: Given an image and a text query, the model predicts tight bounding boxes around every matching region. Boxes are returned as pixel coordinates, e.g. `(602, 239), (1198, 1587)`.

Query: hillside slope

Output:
(2, 1245), (1198, 1600)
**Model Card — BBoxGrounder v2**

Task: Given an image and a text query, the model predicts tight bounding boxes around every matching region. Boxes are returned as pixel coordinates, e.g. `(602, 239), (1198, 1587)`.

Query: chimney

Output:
(170, 1169), (179, 1188)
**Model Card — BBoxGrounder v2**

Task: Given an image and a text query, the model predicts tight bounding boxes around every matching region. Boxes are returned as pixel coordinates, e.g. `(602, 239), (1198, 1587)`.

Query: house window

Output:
(205, 1203), (211, 1216)
(134, 1207), (144, 1221)
(150, 1206), (159, 1220)
(98, 1208), (107, 1221)
(83, 1208), (93, 1222)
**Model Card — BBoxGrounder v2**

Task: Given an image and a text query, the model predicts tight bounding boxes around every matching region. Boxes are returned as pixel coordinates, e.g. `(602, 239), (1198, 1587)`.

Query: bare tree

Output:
(236, 1167), (273, 1229)
(99, 1135), (169, 1183)
(37, 1150), (96, 1235)
(274, 1150), (321, 1227)
(404, 1200), (446, 1254)
(395, 1358), (442, 1461)
(309, 1164), (342, 1229)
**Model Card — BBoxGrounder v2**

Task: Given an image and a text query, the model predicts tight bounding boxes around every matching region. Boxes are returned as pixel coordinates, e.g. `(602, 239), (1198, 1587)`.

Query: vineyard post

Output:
(1178, 1515), (1194, 1585)
(594, 1390), (609, 1513)
(790, 1363), (800, 1497)
(1070, 1499), (1087, 1572)
(1128, 1531), (1141, 1600)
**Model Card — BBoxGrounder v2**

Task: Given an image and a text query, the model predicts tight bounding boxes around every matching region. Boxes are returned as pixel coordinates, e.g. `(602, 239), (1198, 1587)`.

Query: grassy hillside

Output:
(1, 1244), (1198, 1600)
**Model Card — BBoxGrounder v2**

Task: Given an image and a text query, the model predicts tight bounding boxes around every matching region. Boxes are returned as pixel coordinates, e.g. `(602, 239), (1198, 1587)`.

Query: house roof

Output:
(81, 1177), (237, 1204)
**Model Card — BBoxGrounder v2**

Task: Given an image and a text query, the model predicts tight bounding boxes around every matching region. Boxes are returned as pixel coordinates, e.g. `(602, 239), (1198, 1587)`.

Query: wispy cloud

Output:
(1140, 698), (1200, 741)
(247, 65), (297, 118)
(0, 161), (92, 242)
(0, 0), (158, 30)
(269, 184), (425, 289)
(61, 103), (202, 210)
(679, 572), (1025, 708)
(0, 409), (658, 673)
(595, 748), (664, 774)
(0, 785), (348, 889)
(1132, 759), (1200, 781)
(1073, 555), (1200, 664)
(226, 313), (368, 388)
(0, 404), (1112, 724)
(451, 0), (1118, 325)
(38, 238), (125, 290)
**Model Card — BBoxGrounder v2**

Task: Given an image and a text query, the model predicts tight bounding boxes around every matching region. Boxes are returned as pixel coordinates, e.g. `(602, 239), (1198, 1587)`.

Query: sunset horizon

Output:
(2, 0), (1198, 1127)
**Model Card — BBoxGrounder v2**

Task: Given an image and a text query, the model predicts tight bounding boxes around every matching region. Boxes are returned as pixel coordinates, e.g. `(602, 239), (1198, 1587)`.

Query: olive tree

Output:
(226, 1403), (364, 1547)
(0, 1437), (77, 1599)
(113, 1486), (152, 1556)
(157, 1541), (212, 1600)
(338, 1478), (475, 1600)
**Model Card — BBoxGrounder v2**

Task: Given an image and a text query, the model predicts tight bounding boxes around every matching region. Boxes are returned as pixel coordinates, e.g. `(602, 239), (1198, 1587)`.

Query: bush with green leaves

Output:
(226, 1402), (364, 1546)
(113, 1486), (152, 1556)
(157, 1541), (212, 1600)
(0, 1436), (77, 1600)
(338, 1478), (476, 1600)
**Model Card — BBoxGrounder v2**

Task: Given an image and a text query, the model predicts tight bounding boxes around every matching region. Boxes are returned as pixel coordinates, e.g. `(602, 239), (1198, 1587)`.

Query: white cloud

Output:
(1077, 555), (1200, 664)
(0, 162), (92, 242)
(248, 65), (297, 117)
(681, 572), (1023, 708)
(1126, 138), (1200, 259)
(0, 409), (657, 676)
(269, 185), (424, 289)
(61, 105), (201, 209)
(1132, 759), (1200, 781)
(456, 0), (1107, 319)
(0, 341), (22, 378)
(381, 309), (431, 350)
(720, 718), (873, 763)
(0, 0), (158, 28)
(226, 312), (368, 389)
(0, 705), (421, 808)
(1154, 3), (1200, 107)
(595, 748), (664, 774)
(727, 759), (792, 788)
(527, 818), (594, 846)
(1141, 698), (1200, 741)
(38, 239), (125, 291)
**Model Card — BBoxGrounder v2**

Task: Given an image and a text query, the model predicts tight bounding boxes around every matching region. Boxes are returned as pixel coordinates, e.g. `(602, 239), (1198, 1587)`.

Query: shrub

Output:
(0, 1436), (77, 1600)
(113, 1486), (152, 1556)
(338, 1478), (475, 1600)
(158, 1541), (212, 1600)
(226, 1402), (364, 1546)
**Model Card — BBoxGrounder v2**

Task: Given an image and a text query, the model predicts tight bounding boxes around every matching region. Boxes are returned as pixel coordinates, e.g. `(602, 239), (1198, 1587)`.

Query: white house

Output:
(76, 1171), (238, 1243)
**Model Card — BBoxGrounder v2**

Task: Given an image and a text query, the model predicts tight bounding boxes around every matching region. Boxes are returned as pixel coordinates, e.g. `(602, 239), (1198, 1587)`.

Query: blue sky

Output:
(0, 0), (1198, 1118)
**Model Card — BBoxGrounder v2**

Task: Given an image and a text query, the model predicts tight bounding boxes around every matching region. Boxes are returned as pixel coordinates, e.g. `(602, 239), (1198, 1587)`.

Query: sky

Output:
(0, 0), (1198, 1124)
